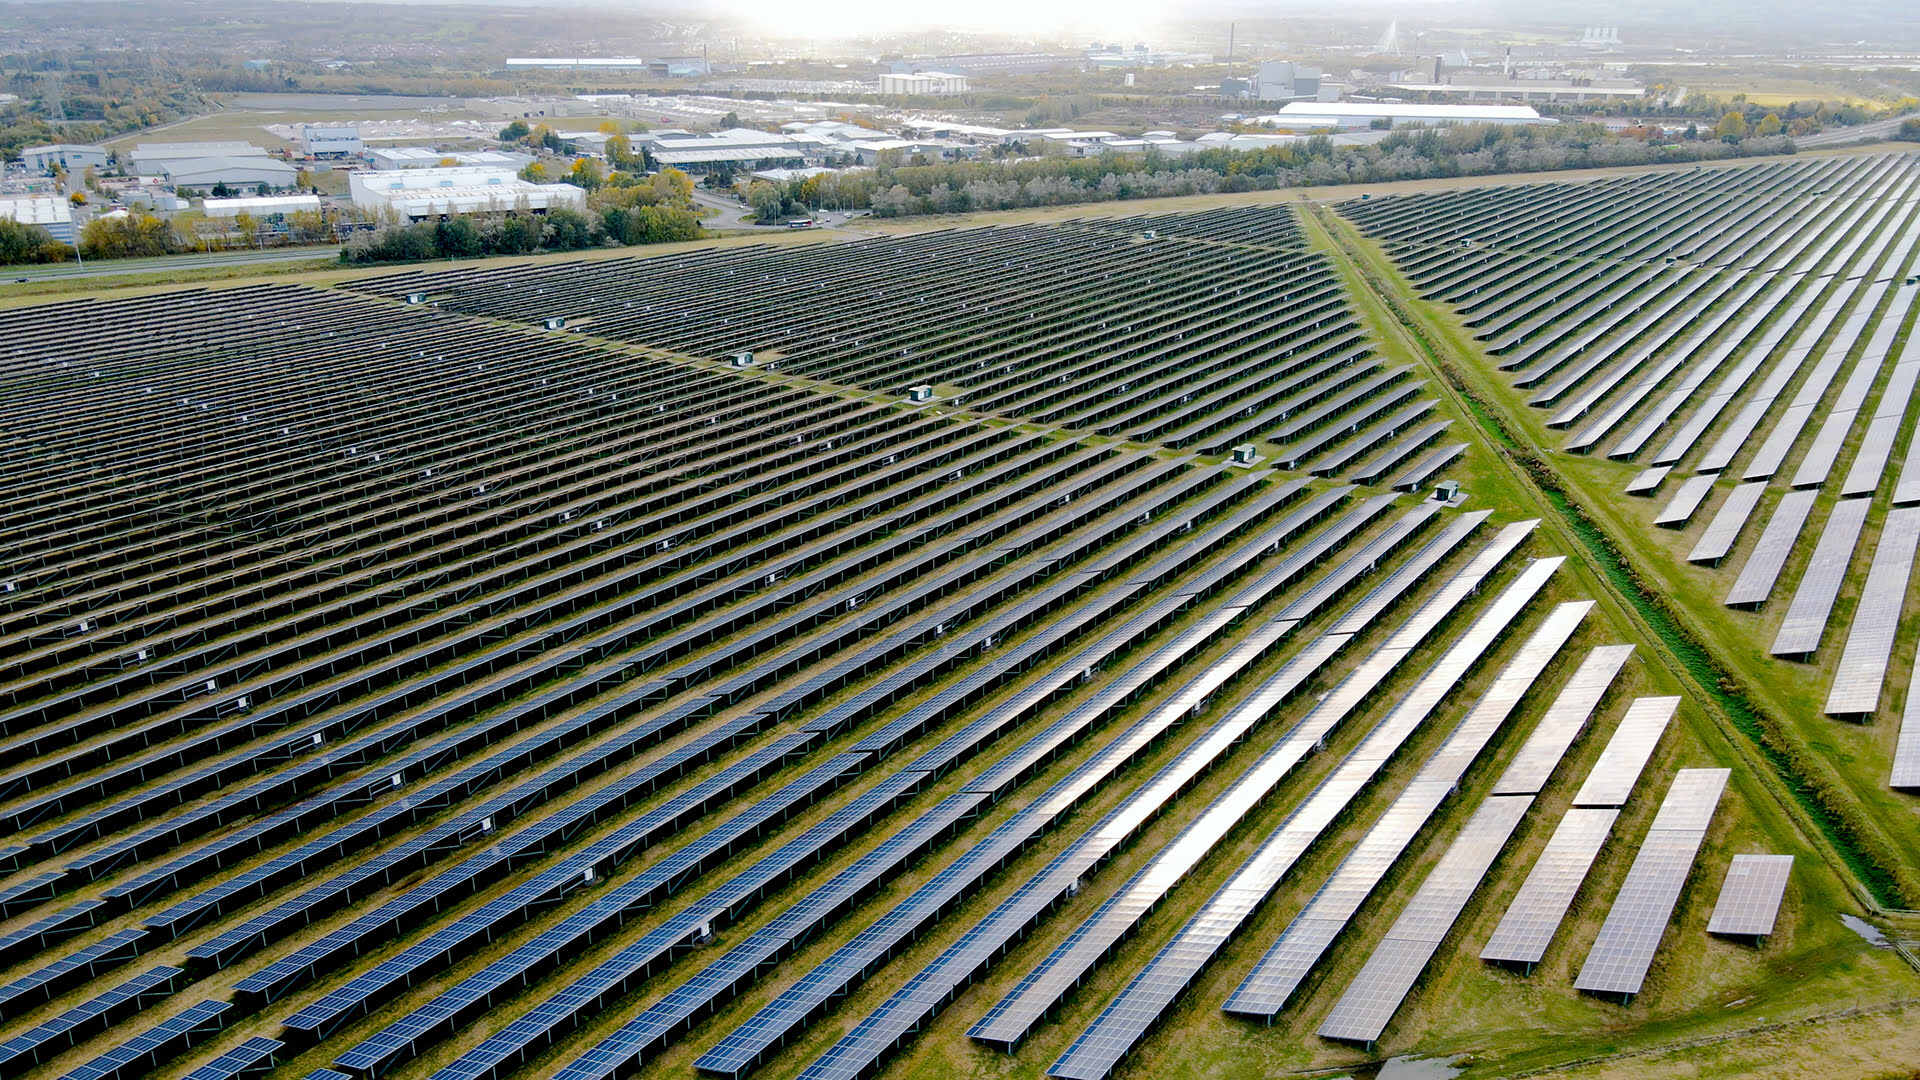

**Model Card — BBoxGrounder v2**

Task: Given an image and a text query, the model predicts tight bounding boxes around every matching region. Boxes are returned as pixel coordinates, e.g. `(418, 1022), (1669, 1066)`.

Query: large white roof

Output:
(0, 196), (72, 227)
(1272, 102), (1543, 120)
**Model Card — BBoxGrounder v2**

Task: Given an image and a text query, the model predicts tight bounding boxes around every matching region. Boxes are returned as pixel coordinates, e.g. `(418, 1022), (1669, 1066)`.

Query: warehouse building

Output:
(369, 147), (536, 171)
(20, 144), (110, 175)
(876, 72), (970, 96)
(129, 141), (271, 173)
(157, 156), (300, 192)
(348, 166), (586, 220)
(638, 128), (818, 171)
(0, 195), (76, 243)
(1259, 102), (1549, 130)
(201, 194), (324, 218)
(296, 124), (363, 157)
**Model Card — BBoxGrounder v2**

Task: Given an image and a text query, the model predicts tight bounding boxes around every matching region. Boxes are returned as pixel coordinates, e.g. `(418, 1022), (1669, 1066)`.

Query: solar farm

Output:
(0, 162), (1915, 1080)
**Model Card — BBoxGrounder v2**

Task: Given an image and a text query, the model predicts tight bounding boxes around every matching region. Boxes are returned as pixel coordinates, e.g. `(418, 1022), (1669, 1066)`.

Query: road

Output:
(1, 246), (341, 284)
(1798, 114), (1918, 148)
(692, 190), (865, 232)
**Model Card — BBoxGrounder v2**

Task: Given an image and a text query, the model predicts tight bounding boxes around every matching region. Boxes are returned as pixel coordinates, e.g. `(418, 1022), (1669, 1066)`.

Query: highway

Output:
(2, 246), (340, 284)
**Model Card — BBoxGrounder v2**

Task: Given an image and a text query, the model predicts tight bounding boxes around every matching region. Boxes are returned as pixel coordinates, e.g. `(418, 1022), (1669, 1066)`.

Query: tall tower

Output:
(1376, 19), (1402, 56)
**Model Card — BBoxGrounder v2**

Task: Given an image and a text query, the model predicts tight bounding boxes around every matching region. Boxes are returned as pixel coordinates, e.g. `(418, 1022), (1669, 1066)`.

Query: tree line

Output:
(727, 122), (1797, 221)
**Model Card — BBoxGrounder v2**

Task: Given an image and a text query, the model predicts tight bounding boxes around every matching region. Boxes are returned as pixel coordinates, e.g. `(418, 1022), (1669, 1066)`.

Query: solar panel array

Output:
(1342, 155), (1920, 783)
(1040, 556), (1572, 1080)
(1316, 794), (1534, 1044)
(1221, 602), (1592, 1019)
(0, 199), (1761, 1080)
(346, 208), (1454, 483)
(0, 260), (1531, 1080)
(1574, 769), (1730, 999)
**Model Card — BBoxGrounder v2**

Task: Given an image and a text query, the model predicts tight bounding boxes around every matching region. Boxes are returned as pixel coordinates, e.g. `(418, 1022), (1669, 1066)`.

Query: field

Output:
(0, 155), (1915, 1080)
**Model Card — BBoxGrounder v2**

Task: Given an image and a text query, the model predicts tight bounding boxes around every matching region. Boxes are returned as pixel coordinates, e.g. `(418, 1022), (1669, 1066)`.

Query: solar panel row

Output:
(1042, 549), (1562, 1080)
(1221, 602), (1591, 1019)
(753, 510), (1492, 1080)
(1575, 769), (1730, 999)
(325, 479), (1371, 1080)
(1345, 154), (1920, 773)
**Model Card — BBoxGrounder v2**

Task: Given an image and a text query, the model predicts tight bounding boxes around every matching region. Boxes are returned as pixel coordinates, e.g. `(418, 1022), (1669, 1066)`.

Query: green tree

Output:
(434, 217), (483, 257)
(745, 180), (784, 222)
(568, 157), (605, 191)
(543, 207), (597, 250)
(489, 213), (544, 254)
(1714, 111), (1748, 141)
(0, 218), (55, 264)
(606, 133), (640, 172)
(499, 119), (531, 142)
(1754, 112), (1783, 137)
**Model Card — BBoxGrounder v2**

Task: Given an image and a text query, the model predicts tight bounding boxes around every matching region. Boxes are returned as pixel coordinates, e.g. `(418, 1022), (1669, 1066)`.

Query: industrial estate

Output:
(2, 5), (1920, 1080)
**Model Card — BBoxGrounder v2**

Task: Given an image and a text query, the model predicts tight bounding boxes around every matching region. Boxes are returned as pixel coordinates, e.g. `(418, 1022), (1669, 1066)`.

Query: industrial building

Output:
(129, 141), (271, 173)
(1254, 61), (1323, 102)
(296, 124), (363, 157)
(20, 144), (110, 175)
(637, 128), (818, 171)
(505, 56), (711, 77)
(1387, 76), (1645, 101)
(887, 53), (1074, 76)
(157, 156), (300, 192)
(201, 194), (324, 218)
(369, 147), (536, 171)
(348, 166), (586, 220)
(876, 72), (970, 96)
(0, 195), (75, 243)
(1260, 102), (1549, 130)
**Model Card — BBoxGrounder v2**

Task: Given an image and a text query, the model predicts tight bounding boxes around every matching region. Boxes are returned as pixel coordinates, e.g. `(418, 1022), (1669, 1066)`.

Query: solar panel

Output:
(183, 1036), (284, 1080)
(1624, 465), (1671, 496)
(1688, 481), (1766, 564)
(1706, 854), (1792, 937)
(1480, 807), (1621, 965)
(1825, 506), (1920, 715)
(1653, 473), (1717, 527)
(1725, 489), (1818, 606)
(1492, 645), (1634, 795)
(1896, 652), (1920, 790)
(1771, 496), (1870, 656)
(1575, 768), (1729, 998)
(1570, 696), (1677, 807)
(1317, 794), (1533, 1043)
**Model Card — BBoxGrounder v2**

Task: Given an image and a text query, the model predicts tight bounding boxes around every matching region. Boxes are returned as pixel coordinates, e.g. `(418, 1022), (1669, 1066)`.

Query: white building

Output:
(369, 147), (535, 171)
(876, 72), (970, 96)
(21, 144), (110, 175)
(201, 194), (324, 218)
(0, 196), (75, 243)
(296, 124), (362, 157)
(349, 166), (586, 220)
(1260, 102), (1549, 130)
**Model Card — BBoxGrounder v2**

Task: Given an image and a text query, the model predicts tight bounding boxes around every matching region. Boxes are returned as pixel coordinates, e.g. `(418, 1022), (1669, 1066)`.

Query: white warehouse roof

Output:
(1267, 102), (1546, 124)
(201, 194), (324, 217)
(0, 195), (72, 228)
(350, 167), (585, 217)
